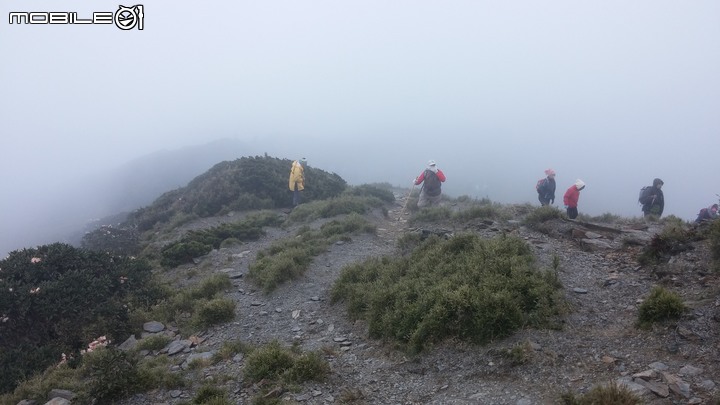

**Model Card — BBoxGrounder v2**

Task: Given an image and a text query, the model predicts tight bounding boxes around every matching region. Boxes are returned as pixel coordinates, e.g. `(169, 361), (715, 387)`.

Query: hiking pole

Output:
(397, 183), (416, 221)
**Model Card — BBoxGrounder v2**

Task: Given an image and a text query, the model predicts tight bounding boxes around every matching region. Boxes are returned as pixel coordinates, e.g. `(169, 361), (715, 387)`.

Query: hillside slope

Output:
(113, 191), (720, 405)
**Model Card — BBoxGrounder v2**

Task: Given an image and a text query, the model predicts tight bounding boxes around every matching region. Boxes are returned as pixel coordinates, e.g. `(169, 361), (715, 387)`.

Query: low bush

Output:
(192, 384), (228, 404)
(409, 207), (453, 224)
(638, 222), (696, 265)
(560, 381), (642, 404)
(244, 340), (296, 382)
(331, 233), (565, 352)
(214, 340), (252, 362)
(84, 348), (139, 403)
(160, 212), (283, 268)
(454, 203), (511, 222)
(249, 214), (375, 292)
(523, 206), (562, 229)
(142, 274), (232, 335)
(136, 335), (172, 352)
(192, 298), (236, 329)
(160, 241), (212, 268)
(576, 212), (624, 224)
(243, 340), (330, 401)
(637, 286), (686, 329)
(282, 351), (331, 383)
(502, 341), (533, 366)
(191, 274), (232, 300)
(287, 193), (386, 224)
(342, 183), (396, 203)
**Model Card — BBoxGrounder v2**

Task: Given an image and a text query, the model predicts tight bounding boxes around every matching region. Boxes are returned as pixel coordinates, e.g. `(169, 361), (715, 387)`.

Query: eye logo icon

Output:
(114, 5), (144, 30)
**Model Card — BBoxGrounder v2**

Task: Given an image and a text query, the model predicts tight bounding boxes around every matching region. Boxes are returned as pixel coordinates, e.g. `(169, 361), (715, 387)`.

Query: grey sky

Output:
(1, 1), (719, 256)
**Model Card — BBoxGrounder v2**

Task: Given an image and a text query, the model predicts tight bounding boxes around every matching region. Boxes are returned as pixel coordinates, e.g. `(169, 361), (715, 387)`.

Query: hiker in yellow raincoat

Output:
(289, 158), (306, 206)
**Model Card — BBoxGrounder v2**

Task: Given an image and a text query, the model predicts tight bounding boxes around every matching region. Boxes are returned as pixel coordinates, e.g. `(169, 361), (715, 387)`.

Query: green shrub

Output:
(136, 335), (172, 352)
(81, 225), (140, 256)
(244, 341), (295, 382)
(320, 213), (376, 237)
(453, 203), (510, 222)
(136, 356), (185, 390)
(638, 222), (695, 265)
(637, 286), (686, 328)
(523, 206), (562, 228)
(331, 233), (565, 352)
(82, 348), (139, 403)
(243, 341), (330, 391)
(160, 213), (283, 268)
(0, 243), (157, 394)
(409, 206), (453, 224)
(249, 215), (375, 292)
(0, 363), (84, 405)
(560, 381), (642, 404)
(213, 340), (252, 362)
(192, 384), (228, 404)
(287, 195), (386, 224)
(160, 241), (213, 268)
(126, 156), (347, 231)
(576, 212), (623, 224)
(219, 238), (242, 248)
(343, 184), (396, 203)
(192, 298), (236, 329)
(192, 274), (232, 300)
(282, 351), (330, 383)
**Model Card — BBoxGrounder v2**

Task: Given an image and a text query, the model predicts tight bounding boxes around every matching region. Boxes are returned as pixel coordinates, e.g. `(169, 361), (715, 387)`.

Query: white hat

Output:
(575, 179), (585, 189)
(427, 159), (436, 166)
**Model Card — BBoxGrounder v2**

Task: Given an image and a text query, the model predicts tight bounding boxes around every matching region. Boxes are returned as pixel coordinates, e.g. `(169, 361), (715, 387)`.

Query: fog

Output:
(1, 1), (719, 257)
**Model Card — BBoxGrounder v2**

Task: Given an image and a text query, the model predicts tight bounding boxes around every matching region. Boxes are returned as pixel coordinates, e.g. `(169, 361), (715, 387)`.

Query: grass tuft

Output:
(331, 233), (565, 352)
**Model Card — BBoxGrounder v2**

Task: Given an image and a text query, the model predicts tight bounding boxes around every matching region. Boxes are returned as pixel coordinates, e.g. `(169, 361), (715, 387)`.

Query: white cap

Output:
(428, 159), (436, 166)
(575, 179), (585, 188)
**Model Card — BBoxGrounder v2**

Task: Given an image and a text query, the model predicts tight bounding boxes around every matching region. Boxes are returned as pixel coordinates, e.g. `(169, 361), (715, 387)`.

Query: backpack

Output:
(536, 178), (547, 193)
(423, 170), (442, 196)
(638, 186), (653, 205)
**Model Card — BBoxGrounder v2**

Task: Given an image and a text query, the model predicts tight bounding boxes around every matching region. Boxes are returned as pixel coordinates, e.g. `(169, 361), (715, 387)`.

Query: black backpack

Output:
(536, 178), (547, 194)
(423, 170), (442, 196)
(638, 186), (653, 205)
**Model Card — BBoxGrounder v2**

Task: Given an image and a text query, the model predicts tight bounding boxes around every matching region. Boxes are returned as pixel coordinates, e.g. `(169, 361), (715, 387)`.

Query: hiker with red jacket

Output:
(563, 179), (585, 219)
(414, 160), (446, 208)
(536, 169), (557, 206)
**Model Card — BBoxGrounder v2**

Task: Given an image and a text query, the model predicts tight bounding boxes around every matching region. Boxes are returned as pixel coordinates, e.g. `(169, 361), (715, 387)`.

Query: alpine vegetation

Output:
(248, 213), (376, 293)
(331, 233), (566, 353)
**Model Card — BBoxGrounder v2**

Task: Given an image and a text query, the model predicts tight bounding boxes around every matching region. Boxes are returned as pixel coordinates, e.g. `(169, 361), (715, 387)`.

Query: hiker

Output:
(695, 204), (719, 223)
(536, 169), (557, 206)
(414, 160), (446, 208)
(639, 178), (664, 219)
(563, 179), (585, 219)
(288, 158), (306, 207)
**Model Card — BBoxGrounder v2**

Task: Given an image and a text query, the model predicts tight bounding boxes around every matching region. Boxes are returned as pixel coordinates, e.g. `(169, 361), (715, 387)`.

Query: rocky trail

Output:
(114, 191), (720, 405)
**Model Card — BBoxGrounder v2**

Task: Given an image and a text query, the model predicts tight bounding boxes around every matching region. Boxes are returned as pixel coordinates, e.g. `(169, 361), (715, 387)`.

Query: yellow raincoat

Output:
(288, 160), (305, 191)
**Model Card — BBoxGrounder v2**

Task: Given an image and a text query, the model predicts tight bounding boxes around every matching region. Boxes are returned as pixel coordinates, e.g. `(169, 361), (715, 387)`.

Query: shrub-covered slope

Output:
(124, 155), (346, 232)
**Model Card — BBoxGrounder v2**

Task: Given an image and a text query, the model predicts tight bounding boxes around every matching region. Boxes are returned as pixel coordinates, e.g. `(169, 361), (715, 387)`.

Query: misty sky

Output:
(1, 1), (719, 256)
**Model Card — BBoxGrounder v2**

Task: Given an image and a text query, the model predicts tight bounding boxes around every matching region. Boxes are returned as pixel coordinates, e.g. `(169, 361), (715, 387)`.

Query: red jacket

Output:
(414, 169), (446, 185)
(563, 185), (580, 208)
